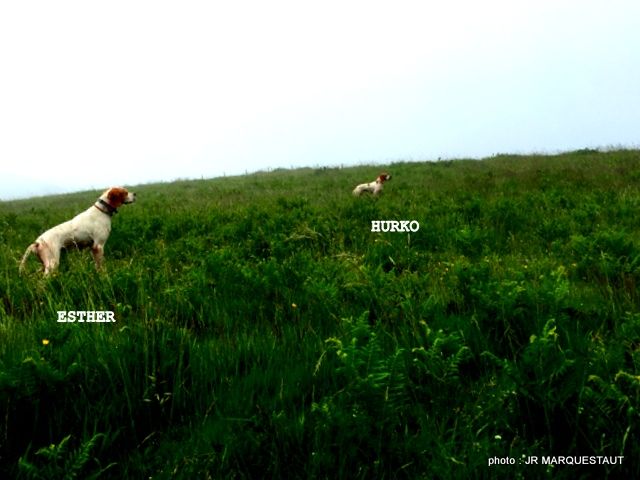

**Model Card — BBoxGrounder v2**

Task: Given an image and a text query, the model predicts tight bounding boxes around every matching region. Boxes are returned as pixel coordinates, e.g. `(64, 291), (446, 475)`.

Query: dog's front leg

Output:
(91, 244), (105, 270)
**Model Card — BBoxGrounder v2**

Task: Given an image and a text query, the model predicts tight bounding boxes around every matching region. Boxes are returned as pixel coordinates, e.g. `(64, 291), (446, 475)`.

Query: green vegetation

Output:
(1, 149), (639, 478)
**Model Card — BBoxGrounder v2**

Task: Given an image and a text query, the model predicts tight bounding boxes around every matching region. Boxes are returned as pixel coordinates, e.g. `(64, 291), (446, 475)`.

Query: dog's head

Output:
(377, 172), (391, 183)
(103, 187), (136, 208)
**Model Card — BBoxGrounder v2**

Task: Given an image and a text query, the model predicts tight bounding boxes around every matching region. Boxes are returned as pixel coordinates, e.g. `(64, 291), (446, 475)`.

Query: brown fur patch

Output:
(378, 173), (390, 183)
(107, 187), (129, 208)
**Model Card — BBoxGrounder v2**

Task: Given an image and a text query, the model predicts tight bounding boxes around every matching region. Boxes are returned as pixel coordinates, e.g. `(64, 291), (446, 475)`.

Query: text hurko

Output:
(371, 220), (420, 233)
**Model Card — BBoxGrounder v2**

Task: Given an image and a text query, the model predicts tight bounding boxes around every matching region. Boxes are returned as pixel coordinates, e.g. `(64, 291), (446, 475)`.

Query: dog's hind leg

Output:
(35, 241), (58, 275)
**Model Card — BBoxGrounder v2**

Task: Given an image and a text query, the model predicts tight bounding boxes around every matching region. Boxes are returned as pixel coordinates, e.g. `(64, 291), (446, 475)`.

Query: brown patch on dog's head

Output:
(106, 187), (131, 208)
(377, 172), (391, 183)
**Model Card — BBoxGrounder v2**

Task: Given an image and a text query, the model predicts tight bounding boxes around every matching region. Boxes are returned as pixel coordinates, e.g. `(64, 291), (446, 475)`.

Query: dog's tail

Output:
(19, 243), (37, 274)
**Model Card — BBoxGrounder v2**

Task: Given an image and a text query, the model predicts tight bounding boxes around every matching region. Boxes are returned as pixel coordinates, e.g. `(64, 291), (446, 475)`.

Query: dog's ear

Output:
(107, 187), (129, 207)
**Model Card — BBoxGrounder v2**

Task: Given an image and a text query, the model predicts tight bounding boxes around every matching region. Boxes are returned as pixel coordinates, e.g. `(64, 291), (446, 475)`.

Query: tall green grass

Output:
(1, 149), (639, 478)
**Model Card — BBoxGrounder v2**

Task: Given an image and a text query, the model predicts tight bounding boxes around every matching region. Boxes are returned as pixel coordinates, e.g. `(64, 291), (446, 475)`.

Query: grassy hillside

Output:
(1, 149), (640, 478)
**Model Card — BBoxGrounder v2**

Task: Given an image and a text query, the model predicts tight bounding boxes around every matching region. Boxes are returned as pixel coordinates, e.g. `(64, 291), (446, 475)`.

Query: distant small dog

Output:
(20, 187), (136, 275)
(352, 172), (391, 196)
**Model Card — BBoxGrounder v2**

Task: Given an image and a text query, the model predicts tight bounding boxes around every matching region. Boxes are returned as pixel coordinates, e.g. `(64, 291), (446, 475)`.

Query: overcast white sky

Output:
(1, 1), (639, 200)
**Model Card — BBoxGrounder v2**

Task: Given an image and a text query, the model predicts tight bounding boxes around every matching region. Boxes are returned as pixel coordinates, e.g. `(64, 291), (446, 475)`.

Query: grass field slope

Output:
(1, 149), (640, 478)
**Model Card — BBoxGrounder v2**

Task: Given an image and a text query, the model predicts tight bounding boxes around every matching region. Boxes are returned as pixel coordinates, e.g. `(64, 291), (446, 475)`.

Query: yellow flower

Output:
(291, 303), (298, 309)
(42, 339), (50, 346)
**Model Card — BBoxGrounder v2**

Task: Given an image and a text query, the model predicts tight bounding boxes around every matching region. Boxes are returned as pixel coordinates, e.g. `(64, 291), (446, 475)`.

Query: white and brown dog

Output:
(352, 172), (391, 196)
(20, 187), (136, 275)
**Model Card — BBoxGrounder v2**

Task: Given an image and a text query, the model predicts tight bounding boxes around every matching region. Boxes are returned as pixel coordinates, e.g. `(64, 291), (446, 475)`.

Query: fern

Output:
(312, 312), (411, 475)
(324, 311), (409, 411)
(18, 432), (115, 480)
(411, 323), (473, 385)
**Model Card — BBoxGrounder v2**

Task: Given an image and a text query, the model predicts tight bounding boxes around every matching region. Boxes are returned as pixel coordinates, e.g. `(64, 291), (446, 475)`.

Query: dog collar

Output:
(94, 198), (118, 216)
